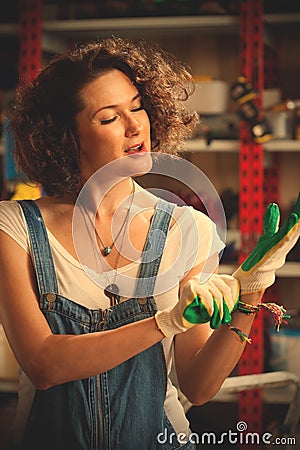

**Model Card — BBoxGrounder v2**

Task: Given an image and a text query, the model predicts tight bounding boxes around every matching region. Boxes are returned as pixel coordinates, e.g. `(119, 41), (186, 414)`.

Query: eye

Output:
(131, 96), (144, 112)
(100, 116), (117, 125)
(131, 105), (145, 112)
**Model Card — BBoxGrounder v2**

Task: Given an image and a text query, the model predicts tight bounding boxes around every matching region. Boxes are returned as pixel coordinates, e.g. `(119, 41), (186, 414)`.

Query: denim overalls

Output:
(18, 199), (196, 450)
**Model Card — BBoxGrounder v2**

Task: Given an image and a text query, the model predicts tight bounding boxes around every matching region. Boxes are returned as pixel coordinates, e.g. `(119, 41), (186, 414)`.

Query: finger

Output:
(183, 299), (211, 325)
(208, 277), (236, 312)
(276, 212), (299, 242)
(263, 203), (280, 235)
(277, 193), (300, 240)
(206, 282), (223, 307)
(211, 275), (239, 310)
(210, 299), (222, 329)
(195, 287), (215, 317)
(293, 191), (300, 217)
(205, 281), (224, 321)
(222, 302), (232, 325)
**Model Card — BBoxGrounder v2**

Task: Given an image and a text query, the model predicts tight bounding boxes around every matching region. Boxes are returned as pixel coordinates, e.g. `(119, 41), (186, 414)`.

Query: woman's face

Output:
(76, 69), (151, 181)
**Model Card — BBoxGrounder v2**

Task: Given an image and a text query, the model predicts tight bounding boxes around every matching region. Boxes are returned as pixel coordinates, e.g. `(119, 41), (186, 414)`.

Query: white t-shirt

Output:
(0, 186), (225, 443)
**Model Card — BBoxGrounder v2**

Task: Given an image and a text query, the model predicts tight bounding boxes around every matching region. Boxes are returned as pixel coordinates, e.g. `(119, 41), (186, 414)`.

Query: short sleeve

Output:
(177, 206), (225, 282)
(0, 200), (30, 253)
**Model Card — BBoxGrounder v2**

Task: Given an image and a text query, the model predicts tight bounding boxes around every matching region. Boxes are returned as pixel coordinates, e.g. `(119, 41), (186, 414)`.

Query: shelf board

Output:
(275, 262), (300, 278)
(264, 13), (300, 26)
(212, 384), (296, 405)
(220, 262), (300, 278)
(0, 379), (18, 393)
(264, 140), (300, 152)
(185, 139), (300, 153)
(0, 23), (19, 36)
(43, 15), (239, 34)
(41, 15), (240, 41)
(185, 139), (239, 152)
(2, 13), (300, 39)
(0, 15), (236, 52)
(38, 13), (300, 35)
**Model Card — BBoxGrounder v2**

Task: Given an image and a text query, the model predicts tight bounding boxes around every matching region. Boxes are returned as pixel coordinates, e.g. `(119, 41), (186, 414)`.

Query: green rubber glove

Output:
(155, 274), (240, 337)
(233, 192), (300, 294)
(182, 274), (240, 329)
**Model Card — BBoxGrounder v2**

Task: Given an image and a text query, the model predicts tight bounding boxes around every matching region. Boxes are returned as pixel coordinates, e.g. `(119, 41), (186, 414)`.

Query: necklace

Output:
(103, 183), (135, 305)
(94, 182), (135, 257)
(95, 219), (125, 257)
(82, 181), (135, 306)
(94, 196), (128, 256)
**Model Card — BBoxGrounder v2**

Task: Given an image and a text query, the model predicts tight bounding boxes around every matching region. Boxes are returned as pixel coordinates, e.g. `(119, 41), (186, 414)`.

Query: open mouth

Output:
(124, 142), (146, 155)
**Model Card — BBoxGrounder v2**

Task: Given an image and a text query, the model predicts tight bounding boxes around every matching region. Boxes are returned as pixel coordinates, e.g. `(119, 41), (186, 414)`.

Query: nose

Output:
(125, 114), (143, 137)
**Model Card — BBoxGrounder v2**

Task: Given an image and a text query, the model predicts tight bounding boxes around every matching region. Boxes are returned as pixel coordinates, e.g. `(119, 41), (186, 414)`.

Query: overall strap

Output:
(18, 200), (59, 295)
(134, 198), (175, 298)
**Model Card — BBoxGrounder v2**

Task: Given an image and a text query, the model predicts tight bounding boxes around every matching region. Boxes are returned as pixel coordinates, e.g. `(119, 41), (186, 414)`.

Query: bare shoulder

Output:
(0, 199), (22, 215)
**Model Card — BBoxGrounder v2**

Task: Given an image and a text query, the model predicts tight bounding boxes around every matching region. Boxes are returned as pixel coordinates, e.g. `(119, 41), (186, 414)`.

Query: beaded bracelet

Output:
(227, 300), (291, 344)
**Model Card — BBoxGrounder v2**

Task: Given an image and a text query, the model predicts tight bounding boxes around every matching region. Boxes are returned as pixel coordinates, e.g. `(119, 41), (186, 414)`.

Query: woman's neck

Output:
(96, 177), (134, 219)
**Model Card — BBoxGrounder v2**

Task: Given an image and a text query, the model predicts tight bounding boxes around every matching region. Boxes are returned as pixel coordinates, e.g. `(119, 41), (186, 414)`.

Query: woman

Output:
(0, 37), (297, 450)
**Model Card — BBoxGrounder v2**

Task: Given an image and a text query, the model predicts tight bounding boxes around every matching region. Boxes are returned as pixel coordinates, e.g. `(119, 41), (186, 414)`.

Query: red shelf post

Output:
(238, 0), (264, 439)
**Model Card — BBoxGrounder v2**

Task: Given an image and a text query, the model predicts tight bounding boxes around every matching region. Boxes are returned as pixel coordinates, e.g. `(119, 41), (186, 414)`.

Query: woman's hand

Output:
(233, 192), (300, 294)
(155, 274), (240, 337)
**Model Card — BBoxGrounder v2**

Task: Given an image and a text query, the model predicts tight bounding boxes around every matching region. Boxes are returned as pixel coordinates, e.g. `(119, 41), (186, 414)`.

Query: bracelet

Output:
(227, 325), (252, 344)
(237, 301), (260, 315)
(228, 300), (291, 344)
(260, 302), (291, 332)
(237, 300), (290, 332)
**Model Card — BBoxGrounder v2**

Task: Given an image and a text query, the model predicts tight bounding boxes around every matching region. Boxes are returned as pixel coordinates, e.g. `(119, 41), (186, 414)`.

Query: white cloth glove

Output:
(233, 193), (300, 293)
(155, 274), (240, 338)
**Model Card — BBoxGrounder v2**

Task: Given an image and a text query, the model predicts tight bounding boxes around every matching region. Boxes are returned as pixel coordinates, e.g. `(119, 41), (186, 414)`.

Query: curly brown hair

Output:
(9, 36), (198, 196)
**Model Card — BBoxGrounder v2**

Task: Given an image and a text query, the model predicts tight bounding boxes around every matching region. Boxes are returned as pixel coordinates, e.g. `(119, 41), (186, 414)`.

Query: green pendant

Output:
(103, 246), (112, 256)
